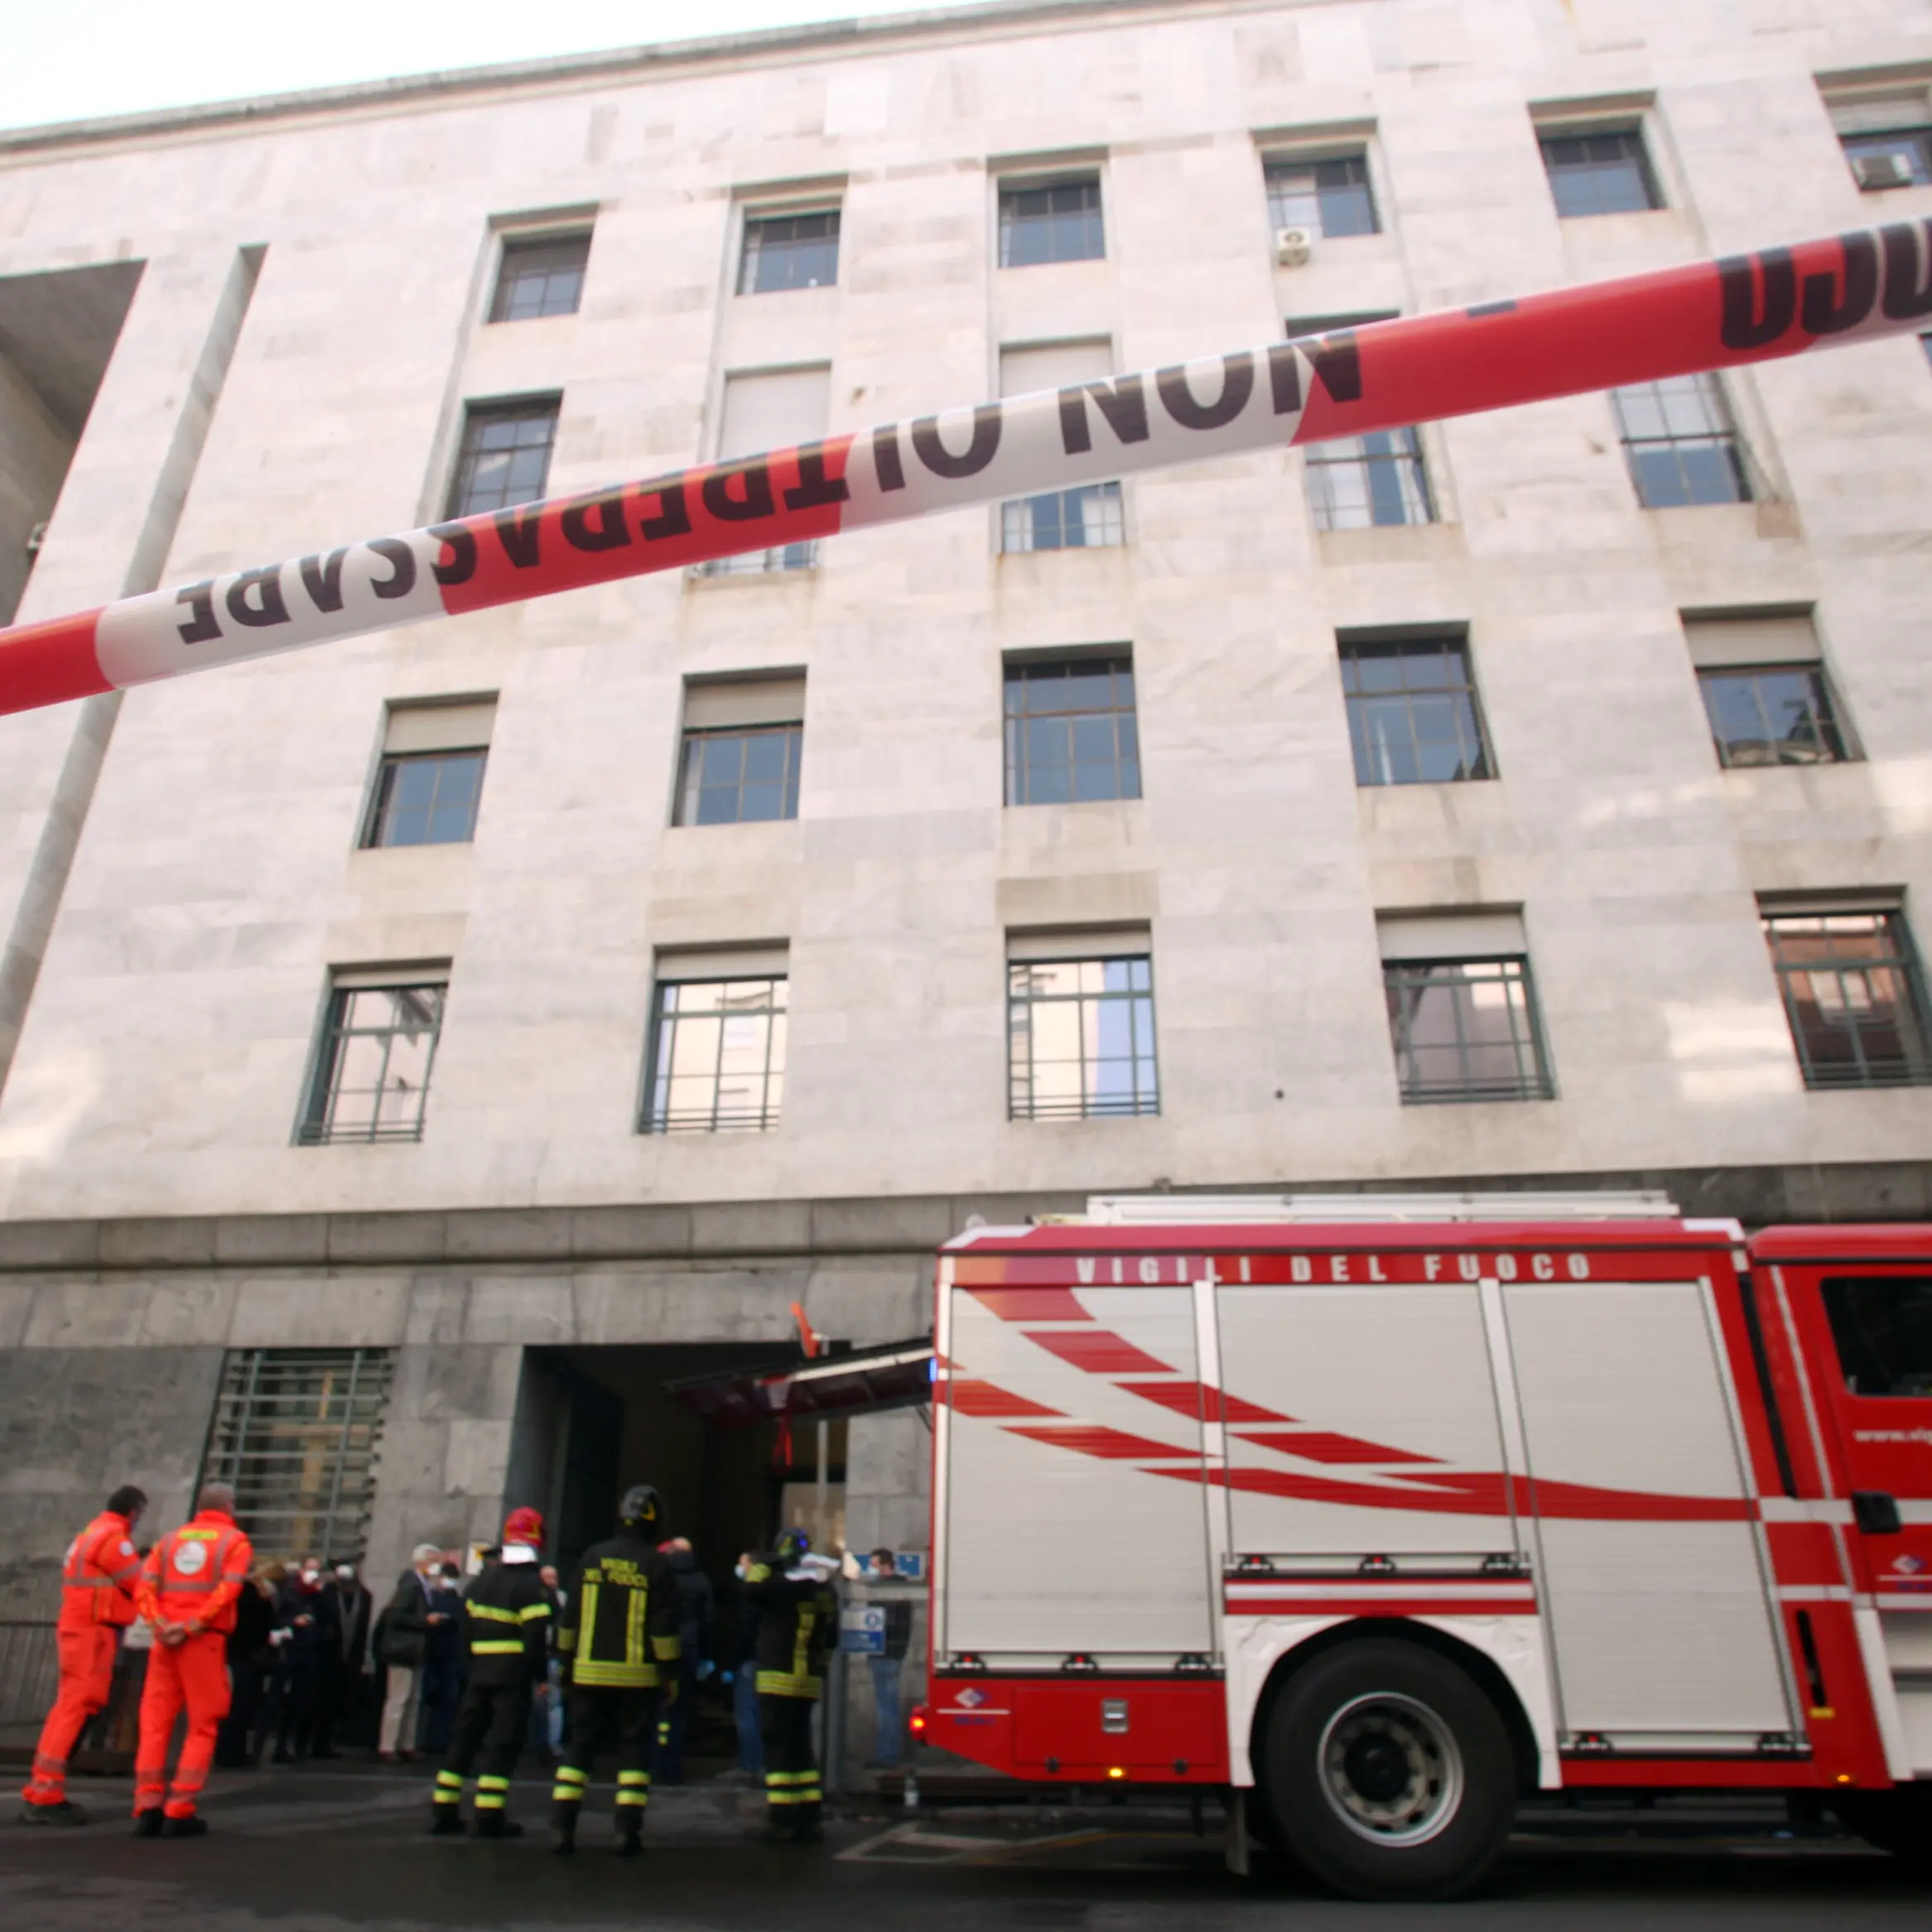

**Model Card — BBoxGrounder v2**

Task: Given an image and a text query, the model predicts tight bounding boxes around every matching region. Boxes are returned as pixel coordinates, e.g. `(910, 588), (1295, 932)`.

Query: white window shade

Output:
(717, 368), (831, 460)
(1828, 90), (1932, 135)
(1000, 339), (1114, 397)
(332, 961), (452, 990)
(1007, 925), (1151, 963)
(683, 676), (807, 730)
(384, 699), (496, 754)
(657, 943), (789, 982)
(1684, 613), (1819, 669)
(1377, 910), (1527, 963)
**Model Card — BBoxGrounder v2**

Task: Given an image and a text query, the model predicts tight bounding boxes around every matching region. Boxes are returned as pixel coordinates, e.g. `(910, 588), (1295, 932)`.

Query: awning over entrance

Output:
(667, 1337), (934, 1429)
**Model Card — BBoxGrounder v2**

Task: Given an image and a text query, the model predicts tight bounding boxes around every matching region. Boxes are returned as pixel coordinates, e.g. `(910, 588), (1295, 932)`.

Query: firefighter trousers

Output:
(22, 1625), (118, 1808)
(551, 1685), (654, 1828)
(433, 1679), (529, 1819)
(134, 1633), (231, 1820)
(758, 1693), (821, 1834)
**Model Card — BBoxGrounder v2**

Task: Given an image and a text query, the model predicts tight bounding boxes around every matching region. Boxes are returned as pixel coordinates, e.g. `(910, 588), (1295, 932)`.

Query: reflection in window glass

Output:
(1842, 128), (1932, 188)
(999, 179), (1104, 267)
(1698, 667), (1848, 768)
(1539, 131), (1661, 216)
(1763, 911), (1932, 1090)
(739, 210), (841, 293)
(643, 977), (787, 1133)
(692, 542), (819, 576)
(365, 751), (487, 846)
(301, 983), (446, 1144)
(1000, 482), (1124, 553)
(1265, 155), (1378, 237)
(1009, 956), (1159, 1119)
(674, 725), (803, 825)
(1611, 376), (1751, 508)
(1305, 426), (1434, 529)
(489, 235), (590, 322)
(1384, 957), (1554, 1103)
(1342, 638), (1493, 786)
(1004, 657), (1140, 805)
(1822, 1277), (1932, 1397)
(447, 402), (559, 517)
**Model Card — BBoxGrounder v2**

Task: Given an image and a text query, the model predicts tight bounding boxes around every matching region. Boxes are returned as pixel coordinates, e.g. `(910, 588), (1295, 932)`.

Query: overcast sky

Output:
(0, 1), (990, 131)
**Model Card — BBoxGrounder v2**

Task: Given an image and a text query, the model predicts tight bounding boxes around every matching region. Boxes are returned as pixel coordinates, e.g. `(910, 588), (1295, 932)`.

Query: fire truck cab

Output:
(922, 1196), (1932, 1899)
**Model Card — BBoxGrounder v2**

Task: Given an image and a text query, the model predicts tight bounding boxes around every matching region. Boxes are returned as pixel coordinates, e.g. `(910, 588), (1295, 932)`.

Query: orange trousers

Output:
(22, 1624), (118, 1808)
(133, 1633), (231, 1819)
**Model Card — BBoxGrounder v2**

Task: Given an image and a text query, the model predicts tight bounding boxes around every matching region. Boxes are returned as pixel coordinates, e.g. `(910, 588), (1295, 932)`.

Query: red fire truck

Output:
(918, 1196), (1932, 1899)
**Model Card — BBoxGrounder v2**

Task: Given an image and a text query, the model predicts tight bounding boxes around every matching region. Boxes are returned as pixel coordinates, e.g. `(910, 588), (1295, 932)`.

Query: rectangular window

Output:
(1539, 128), (1662, 216)
(998, 176), (1104, 267)
(364, 698), (495, 846)
(1305, 426), (1434, 529)
(696, 368), (831, 576)
(1762, 903), (1932, 1090)
(1611, 374), (1751, 508)
(676, 676), (806, 825)
(1685, 614), (1850, 768)
(642, 952), (788, 1133)
(999, 341), (1124, 552)
(1341, 634), (1493, 786)
(1007, 932), (1158, 1120)
(1265, 152), (1379, 238)
(489, 233), (590, 322)
(1828, 90), (1932, 190)
(1821, 1277), (1932, 1398)
(301, 974), (448, 1144)
(1004, 653), (1140, 805)
(739, 209), (841, 293)
(1379, 912), (1554, 1104)
(202, 1348), (395, 1564)
(446, 399), (558, 518)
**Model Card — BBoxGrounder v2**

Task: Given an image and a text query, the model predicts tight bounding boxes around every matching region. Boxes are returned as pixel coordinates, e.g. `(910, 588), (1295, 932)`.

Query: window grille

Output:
(999, 178), (1104, 267)
(301, 980), (447, 1144)
(1539, 129), (1661, 216)
(675, 725), (802, 825)
(1698, 667), (1848, 768)
(489, 234), (590, 322)
(1008, 956), (1159, 1120)
(1611, 375), (1751, 508)
(1000, 482), (1124, 553)
(643, 976), (788, 1133)
(1762, 909), (1932, 1090)
(201, 1348), (395, 1565)
(1004, 655), (1141, 805)
(364, 751), (488, 846)
(1265, 154), (1378, 237)
(446, 400), (559, 518)
(1342, 637), (1493, 786)
(1305, 427), (1434, 529)
(739, 210), (841, 293)
(1384, 957), (1554, 1104)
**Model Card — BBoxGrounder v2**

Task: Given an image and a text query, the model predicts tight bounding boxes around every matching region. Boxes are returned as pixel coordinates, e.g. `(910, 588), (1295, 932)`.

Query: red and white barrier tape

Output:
(2, 219), (1927, 719)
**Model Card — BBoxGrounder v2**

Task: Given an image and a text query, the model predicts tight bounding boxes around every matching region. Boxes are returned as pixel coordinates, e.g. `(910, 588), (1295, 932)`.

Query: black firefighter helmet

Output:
(619, 1484), (666, 1538)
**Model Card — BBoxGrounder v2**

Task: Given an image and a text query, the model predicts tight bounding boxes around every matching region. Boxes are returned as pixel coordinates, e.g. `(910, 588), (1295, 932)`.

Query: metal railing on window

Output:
(1385, 957), (1555, 1105)
(1763, 912), (1932, 1091)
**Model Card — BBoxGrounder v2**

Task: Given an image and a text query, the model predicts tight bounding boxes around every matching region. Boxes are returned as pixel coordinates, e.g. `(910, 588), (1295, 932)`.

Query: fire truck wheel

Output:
(1831, 1787), (1932, 1872)
(1259, 1640), (1515, 1901)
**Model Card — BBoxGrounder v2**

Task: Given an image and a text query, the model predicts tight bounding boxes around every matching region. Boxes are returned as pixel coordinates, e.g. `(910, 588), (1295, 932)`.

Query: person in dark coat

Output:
(272, 1557), (341, 1761)
(421, 1562), (465, 1754)
(375, 1546), (440, 1761)
(215, 1575), (277, 1767)
(652, 1538), (715, 1785)
(317, 1562), (372, 1754)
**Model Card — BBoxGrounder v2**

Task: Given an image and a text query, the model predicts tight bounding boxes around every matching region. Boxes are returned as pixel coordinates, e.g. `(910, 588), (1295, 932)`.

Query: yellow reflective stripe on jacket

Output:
(755, 1669), (822, 1698)
(650, 1634), (681, 1661)
(627, 1583), (645, 1669)
(518, 1602), (551, 1621)
(466, 1602), (521, 1625)
(571, 1660), (660, 1689)
(471, 1639), (525, 1655)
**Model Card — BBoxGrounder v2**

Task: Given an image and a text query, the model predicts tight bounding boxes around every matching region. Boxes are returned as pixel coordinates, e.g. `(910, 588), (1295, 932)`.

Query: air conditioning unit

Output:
(1274, 224), (1316, 267)
(1853, 151), (1912, 190)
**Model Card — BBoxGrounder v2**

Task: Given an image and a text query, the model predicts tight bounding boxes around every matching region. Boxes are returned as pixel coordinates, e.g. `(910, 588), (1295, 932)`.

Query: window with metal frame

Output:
(201, 1348), (396, 1564)
(998, 177), (1104, 267)
(1539, 128), (1662, 216)
(364, 753), (486, 846)
(446, 399), (559, 518)
(1610, 374), (1751, 508)
(739, 209), (841, 293)
(675, 725), (802, 824)
(1304, 426), (1434, 529)
(1341, 635), (1493, 786)
(642, 975), (787, 1133)
(1761, 907), (1932, 1090)
(1008, 952), (1159, 1120)
(1698, 665), (1849, 768)
(1821, 1278), (1932, 1397)
(1842, 126), (1932, 185)
(1265, 152), (1379, 237)
(1000, 481), (1124, 553)
(489, 234), (590, 322)
(301, 979), (448, 1144)
(1384, 956), (1554, 1104)
(1004, 654), (1140, 805)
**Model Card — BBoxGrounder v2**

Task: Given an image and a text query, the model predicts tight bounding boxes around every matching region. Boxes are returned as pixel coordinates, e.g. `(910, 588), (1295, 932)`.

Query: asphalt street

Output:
(2, 1768), (1928, 1931)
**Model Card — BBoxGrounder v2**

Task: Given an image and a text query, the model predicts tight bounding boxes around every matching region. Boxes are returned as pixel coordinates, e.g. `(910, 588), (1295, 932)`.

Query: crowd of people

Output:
(19, 1481), (917, 1850)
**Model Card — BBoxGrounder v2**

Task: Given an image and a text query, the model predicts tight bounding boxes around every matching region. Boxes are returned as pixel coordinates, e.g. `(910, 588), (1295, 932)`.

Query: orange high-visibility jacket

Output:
(58, 1510), (143, 1631)
(137, 1510), (253, 1636)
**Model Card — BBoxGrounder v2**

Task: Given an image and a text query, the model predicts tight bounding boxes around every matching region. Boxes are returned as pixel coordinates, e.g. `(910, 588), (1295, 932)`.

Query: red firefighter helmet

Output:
(501, 1506), (545, 1549)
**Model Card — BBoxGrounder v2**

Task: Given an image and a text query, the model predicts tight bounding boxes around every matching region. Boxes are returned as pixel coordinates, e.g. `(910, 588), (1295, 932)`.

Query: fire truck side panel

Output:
(1501, 1278), (1796, 1743)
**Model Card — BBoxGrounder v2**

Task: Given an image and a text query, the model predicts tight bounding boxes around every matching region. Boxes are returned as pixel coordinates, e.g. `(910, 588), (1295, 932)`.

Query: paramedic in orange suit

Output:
(132, 1482), (254, 1839)
(18, 1485), (147, 1825)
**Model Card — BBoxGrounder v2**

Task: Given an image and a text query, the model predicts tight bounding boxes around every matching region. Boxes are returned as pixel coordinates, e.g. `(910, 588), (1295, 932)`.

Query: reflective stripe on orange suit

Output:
(20, 1510), (139, 1809)
(133, 1510), (253, 1819)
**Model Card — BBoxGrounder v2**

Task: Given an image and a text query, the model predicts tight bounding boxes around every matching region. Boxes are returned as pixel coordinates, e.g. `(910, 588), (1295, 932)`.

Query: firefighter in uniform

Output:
(431, 1506), (552, 1838)
(20, 1485), (147, 1824)
(547, 1483), (682, 1857)
(132, 1482), (253, 1838)
(744, 1527), (840, 1842)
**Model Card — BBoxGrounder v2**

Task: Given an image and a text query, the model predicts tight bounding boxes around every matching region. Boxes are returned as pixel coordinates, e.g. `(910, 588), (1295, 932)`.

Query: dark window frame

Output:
(1611, 374), (1753, 508)
(1000, 480), (1125, 553)
(1821, 1275), (1932, 1398)
(1264, 152), (1380, 238)
(362, 748), (489, 847)
(1304, 425), (1435, 529)
(738, 208), (843, 293)
(998, 176), (1105, 267)
(1841, 127), (1932, 189)
(446, 397), (561, 518)
(672, 723), (804, 826)
(1762, 907), (1932, 1091)
(1539, 127), (1664, 217)
(1003, 653), (1142, 806)
(1341, 634), (1495, 787)
(1384, 954), (1556, 1105)
(1007, 953), (1160, 1120)
(640, 974), (788, 1135)
(299, 980), (448, 1145)
(489, 232), (591, 323)
(1698, 663), (1851, 769)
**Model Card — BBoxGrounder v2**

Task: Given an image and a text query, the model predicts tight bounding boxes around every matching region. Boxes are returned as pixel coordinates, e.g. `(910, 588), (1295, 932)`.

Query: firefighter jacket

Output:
(744, 1558), (838, 1700)
(136, 1510), (253, 1636)
(59, 1510), (143, 1631)
(556, 1528), (682, 1690)
(460, 1549), (552, 1686)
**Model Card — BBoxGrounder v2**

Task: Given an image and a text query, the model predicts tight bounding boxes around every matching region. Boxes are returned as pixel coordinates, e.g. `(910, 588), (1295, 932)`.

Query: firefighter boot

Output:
(475, 1809), (523, 1840)
(550, 1803), (576, 1856)
(429, 1805), (465, 1837)
(615, 1813), (644, 1857)
(793, 1802), (824, 1845)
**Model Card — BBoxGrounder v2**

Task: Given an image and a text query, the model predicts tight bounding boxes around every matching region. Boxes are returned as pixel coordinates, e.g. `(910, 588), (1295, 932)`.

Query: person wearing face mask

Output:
(376, 1545), (443, 1762)
(271, 1555), (340, 1762)
(19, 1485), (147, 1824)
(319, 1560), (372, 1755)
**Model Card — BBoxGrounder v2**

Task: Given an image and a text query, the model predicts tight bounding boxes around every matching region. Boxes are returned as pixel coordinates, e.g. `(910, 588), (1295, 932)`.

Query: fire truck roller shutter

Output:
(941, 1286), (1216, 1663)
(1501, 1279), (1794, 1744)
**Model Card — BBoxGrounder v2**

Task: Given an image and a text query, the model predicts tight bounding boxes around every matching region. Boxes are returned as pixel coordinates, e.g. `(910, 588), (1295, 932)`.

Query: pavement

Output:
(2, 1763), (1928, 1930)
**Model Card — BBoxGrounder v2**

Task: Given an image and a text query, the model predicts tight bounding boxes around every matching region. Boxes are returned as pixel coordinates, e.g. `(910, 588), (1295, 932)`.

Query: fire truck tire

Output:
(1831, 1786), (1932, 1871)
(1258, 1640), (1515, 1901)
